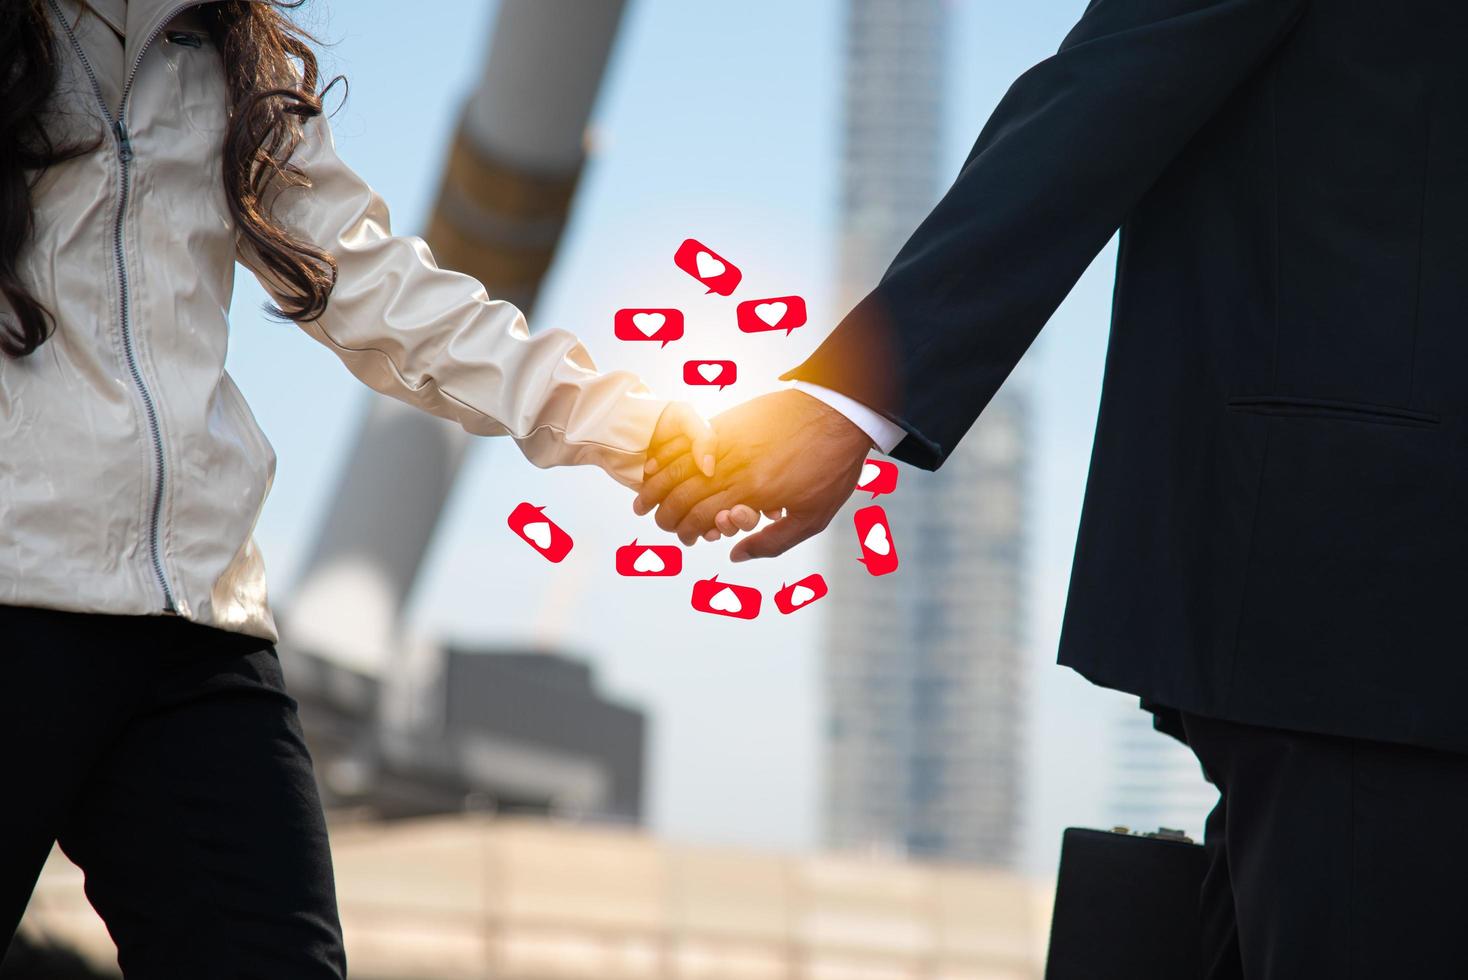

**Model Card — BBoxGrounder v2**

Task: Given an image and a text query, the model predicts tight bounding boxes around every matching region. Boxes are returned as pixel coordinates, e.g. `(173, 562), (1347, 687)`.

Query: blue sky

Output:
(225, 0), (1206, 873)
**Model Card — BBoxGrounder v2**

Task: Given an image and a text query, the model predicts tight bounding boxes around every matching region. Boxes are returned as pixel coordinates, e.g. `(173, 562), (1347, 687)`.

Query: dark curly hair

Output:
(0, 0), (345, 358)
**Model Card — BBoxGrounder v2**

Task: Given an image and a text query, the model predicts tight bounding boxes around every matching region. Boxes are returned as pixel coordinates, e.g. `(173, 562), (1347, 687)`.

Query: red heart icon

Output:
(736, 296), (807, 336)
(674, 238), (743, 296)
(853, 505), (898, 576)
(614, 308), (685, 348)
(682, 360), (737, 390)
(690, 575), (761, 620)
(774, 573), (828, 615)
(615, 540), (683, 577)
(507, 502), (573, 563)
(855, 459), (899, 499)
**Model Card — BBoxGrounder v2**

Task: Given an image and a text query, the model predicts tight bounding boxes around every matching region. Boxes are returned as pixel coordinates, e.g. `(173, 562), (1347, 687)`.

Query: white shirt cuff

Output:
(789, 381), (907, 454)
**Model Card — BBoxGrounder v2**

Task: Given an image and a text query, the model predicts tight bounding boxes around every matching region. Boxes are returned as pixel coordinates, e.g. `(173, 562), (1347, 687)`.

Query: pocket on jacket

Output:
(1225, 394), (1440, 429)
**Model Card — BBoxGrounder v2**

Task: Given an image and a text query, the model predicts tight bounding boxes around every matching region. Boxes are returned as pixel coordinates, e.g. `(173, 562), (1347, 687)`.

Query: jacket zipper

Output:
(47, 0), (202, 614)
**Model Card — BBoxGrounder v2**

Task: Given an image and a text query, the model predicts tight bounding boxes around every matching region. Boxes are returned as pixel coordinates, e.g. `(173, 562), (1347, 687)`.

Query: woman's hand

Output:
(643, 402), (761, 542)
(646, 401), (717, 480)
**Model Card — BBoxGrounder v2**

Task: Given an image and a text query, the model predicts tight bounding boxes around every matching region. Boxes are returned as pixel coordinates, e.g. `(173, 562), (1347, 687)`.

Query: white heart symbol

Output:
(857, 463), (880, 488)
(632, 549), (665, 574)
(695, 252), (725, 279)
(754, 301), (787, 326)
(789, 585), (816, 607)
(696, 363), (722, 383)
(523, 521), (552, 550)
(863, 522), (891, 556)
(708, 587), (741, 613)
(632, 312), (665, 337)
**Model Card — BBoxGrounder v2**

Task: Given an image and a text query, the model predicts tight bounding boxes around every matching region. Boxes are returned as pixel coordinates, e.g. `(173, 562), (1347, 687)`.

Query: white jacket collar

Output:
(123, 0), (261, 72)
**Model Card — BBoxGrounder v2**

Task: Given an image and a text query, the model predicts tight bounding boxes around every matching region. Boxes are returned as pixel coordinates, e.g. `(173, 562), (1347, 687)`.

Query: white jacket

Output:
(3, 0), (665, 642)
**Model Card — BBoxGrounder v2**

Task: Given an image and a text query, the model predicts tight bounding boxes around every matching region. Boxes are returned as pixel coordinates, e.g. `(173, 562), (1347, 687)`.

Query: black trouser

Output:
(0, 604), (346, 978)
(1182, 710), (1468, 979)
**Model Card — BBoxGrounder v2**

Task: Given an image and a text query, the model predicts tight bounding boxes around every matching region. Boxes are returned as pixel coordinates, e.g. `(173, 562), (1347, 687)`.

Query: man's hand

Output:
(634, 389), (875, 560)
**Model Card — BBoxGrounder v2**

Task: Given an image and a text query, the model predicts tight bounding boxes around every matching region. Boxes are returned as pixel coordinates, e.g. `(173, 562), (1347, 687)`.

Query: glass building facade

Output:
(824, 0), (1030, 868)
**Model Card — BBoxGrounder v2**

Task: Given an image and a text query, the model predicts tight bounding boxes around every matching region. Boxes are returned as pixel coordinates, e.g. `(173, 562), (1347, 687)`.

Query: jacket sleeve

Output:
(781, 0), (1310, 470)
(235, 110), (665, 489)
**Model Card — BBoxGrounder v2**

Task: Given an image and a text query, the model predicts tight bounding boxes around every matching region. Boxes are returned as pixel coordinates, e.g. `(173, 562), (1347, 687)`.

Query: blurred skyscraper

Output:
(1103, 700), (1218, 839)
(823, 0), (1030, 867)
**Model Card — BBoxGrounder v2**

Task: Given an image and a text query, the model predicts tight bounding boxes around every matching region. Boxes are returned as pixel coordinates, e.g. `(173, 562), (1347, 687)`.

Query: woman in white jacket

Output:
(0, 1), (712, 973)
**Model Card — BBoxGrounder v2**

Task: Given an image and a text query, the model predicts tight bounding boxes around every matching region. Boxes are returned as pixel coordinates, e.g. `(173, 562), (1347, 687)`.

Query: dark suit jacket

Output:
(785, 0), (1468, 751)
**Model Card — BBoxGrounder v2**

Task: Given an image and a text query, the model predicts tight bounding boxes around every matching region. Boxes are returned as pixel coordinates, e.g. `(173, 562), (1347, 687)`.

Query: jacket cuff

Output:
(787, 381), (907, 454)
(779, 288), (945, 469)
(525, 389), (665, 490)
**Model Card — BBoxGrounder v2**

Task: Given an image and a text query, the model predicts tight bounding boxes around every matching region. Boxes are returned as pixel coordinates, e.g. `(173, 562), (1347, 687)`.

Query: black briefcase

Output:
(1044, 827), (1208, 980)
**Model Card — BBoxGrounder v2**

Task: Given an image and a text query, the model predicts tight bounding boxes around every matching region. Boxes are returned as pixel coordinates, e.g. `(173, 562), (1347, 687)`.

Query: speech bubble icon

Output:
(615, 539), (683, 577)
(507, 502), (574, 563)
(736, 296), (808, 336)
(683, 359), (737, 391)
(853, 504), (898, 576)
(614, 308), (685, 348)
(855, 459), (899, 499)
(690, 575), (762, 620)
(674, 238), (743, 296)
(774, 573), (828, 615)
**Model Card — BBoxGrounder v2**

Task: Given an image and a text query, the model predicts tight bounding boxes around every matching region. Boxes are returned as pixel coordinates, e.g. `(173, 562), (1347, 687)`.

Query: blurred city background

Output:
(8, 0), (1219, 976)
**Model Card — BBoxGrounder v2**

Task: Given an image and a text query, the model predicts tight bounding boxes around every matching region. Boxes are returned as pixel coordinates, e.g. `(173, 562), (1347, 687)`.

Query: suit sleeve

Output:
(781, 0), (1310, 469)
(236, 110), (665, 489)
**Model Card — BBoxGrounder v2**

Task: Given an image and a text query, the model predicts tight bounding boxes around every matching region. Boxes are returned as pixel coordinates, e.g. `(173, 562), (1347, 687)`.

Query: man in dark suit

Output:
(636, 0), (1468, 974)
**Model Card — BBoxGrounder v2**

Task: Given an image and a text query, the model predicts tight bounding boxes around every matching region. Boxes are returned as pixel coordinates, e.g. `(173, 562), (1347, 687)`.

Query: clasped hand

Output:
(641, 390), (875, 561)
